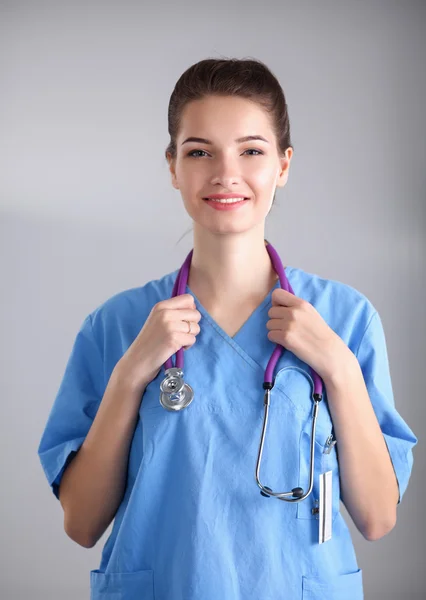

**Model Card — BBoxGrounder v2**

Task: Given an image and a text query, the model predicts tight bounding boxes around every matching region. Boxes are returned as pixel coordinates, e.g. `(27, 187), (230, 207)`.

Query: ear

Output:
(276, 147), (293, 188)
(166, 152), (179, 190)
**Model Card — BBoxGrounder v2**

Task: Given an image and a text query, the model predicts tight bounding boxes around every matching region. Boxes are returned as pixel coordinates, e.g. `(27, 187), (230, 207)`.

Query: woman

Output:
(38, 57), (417, 600)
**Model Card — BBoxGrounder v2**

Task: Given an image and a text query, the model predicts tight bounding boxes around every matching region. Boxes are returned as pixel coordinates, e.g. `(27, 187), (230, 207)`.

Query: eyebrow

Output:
(181, 135), (270, 146)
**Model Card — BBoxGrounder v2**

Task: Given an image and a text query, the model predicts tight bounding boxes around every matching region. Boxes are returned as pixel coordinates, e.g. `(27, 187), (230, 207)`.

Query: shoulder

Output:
(87, 268), (180, 338)
(286, 264), (374, 310)
(286, 265), (378, 354)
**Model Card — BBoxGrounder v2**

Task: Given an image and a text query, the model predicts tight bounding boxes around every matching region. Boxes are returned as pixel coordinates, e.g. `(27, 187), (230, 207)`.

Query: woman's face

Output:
(167, 95), (292, 235)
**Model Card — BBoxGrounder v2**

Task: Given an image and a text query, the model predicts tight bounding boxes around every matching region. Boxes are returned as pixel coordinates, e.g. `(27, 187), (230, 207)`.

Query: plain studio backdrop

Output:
(1, 1), (425, 598)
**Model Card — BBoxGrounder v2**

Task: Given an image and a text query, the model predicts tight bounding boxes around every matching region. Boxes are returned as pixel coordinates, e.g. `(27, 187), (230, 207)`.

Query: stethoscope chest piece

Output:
(159, 367), (194, 411)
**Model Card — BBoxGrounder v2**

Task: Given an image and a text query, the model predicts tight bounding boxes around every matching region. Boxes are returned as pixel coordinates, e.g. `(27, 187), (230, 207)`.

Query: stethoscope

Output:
(159, 241), (324, 503)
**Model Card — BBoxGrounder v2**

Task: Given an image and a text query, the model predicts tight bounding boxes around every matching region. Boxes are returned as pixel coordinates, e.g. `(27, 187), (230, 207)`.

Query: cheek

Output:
(182, 171), (207, 197)
(176, 174), (204, 203)
(249, 166), (279, 191)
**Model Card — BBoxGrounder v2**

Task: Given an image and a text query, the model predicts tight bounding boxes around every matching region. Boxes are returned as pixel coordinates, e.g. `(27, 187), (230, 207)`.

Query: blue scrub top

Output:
(38, 265), (418, 600)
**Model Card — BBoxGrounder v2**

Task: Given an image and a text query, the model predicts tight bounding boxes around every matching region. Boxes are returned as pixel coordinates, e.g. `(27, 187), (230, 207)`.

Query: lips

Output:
(203, 193), (250, 199)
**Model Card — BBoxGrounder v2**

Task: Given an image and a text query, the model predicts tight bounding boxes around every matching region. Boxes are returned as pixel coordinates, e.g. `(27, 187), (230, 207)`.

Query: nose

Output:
(209, 155), (242, 188)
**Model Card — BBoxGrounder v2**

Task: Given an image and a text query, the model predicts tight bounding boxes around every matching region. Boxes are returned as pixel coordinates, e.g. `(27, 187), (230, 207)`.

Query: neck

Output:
(187, 226), (280, 304)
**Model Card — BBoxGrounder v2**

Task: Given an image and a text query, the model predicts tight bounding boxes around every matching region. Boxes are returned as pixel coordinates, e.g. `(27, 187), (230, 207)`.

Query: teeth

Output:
(206, 197), (246, 204)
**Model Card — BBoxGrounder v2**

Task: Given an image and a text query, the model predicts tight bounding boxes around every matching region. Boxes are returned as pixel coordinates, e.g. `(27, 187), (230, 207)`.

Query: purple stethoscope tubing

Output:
(165, 242), (322, 394)
(163, 241), (324, 502)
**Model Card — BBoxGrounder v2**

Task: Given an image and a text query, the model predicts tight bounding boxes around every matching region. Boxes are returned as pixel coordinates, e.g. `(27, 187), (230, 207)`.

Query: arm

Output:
(59, 365), (148, 548)
(323, 352), (399, 541)
(267, 289), (415, 541)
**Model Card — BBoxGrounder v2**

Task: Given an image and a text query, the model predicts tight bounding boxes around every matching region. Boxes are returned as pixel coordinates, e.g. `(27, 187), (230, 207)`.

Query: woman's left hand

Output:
(266, 288), (353, 382)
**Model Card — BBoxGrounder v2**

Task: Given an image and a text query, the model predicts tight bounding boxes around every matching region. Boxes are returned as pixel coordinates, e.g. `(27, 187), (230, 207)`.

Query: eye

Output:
(186, 148), (264, 158)
(243, 149), (264, 156)
(187, 150), (208, 158)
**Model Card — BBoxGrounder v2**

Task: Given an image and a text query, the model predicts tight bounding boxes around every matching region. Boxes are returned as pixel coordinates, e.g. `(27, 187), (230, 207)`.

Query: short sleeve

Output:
(355, 311), (418, 504)
(38, 314), (105, 500)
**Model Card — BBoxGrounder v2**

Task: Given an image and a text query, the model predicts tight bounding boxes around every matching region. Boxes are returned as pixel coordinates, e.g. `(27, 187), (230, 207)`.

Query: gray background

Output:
(1, 0), (425, 598)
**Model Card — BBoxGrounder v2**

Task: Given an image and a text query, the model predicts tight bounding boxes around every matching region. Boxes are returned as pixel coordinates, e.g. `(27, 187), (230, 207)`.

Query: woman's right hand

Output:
(115, 294), (202, 394)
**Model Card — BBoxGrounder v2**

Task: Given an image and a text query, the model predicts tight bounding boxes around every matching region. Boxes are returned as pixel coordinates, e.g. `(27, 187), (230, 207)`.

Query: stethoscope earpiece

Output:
(260, 486), (304, 499)
(291, 487), (304, 499)
(260, 486), (273, 498)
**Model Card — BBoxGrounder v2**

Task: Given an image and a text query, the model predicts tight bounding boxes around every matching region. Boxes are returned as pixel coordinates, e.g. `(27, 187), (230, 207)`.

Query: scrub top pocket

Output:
(90, 568), (155, 599)
(302, 568), (363, 599)
(272, 363), (341, 522)
(296, 423), (341, 522)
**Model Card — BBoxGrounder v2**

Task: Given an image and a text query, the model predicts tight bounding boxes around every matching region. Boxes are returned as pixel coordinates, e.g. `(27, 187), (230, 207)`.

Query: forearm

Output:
(59, 364), (148, 548)
(323, 350), (399, 541)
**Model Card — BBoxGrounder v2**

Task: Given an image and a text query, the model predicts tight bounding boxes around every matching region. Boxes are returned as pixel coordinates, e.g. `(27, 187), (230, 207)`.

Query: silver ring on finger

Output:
(183, 319), (191, 334)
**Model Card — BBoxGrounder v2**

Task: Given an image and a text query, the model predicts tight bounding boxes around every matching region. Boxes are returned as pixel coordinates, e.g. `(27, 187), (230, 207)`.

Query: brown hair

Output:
(165, 57), (294, 242)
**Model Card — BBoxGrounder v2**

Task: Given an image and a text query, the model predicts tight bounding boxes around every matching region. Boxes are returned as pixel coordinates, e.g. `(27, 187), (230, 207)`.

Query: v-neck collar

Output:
(185, 265), (294, 347)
